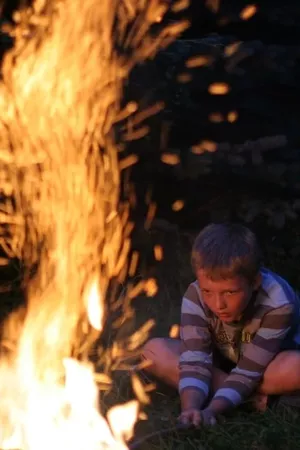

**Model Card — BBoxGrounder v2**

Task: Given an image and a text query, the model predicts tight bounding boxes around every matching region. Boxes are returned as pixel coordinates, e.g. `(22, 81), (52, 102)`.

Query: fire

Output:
(107, 401), (140, 444)
(85, 276), (103, 332)
(0, 357), (138, 450)
(0, 0), (188, 449)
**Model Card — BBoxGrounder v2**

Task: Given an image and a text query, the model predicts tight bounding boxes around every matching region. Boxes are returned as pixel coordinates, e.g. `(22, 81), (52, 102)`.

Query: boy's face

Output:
(196, 269), (261, 323)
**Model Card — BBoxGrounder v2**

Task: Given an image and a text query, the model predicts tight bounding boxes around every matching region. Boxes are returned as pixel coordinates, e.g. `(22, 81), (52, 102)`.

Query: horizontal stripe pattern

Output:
(181, 350), (212, 363)
(258, 326), (292, 340)
(210, 301), (294, 407)
(213, 388), (242, 405)
(179, 377), (210, 395)
(240, 344), (274, 366)
(180, 285), (212, 404)
(182, 297), (207, 318)
(232, 366), (261, 378)
(180, 268), (300, 410)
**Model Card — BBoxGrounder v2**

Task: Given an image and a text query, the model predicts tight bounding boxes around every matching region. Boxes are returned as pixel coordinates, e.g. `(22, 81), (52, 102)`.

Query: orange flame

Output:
(0, 0), (189, 449)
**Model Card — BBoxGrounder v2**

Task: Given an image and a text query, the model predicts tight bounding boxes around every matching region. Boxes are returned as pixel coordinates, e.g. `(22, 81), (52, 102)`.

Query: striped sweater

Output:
(179, 268), (300, 407)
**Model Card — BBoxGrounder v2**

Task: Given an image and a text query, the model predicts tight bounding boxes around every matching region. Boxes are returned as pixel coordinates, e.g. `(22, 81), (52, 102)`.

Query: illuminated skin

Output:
(196, 269), (261, 323)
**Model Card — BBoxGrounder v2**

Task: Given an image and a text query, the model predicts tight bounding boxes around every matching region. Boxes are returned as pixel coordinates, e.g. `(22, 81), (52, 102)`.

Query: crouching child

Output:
(142, 223), (300, 427)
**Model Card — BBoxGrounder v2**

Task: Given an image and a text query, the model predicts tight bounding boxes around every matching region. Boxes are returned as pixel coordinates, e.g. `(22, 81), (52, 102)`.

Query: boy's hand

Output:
(179, 408), (217, 428)
(179, 408), (202, 427)
(199, 408), (217, 426)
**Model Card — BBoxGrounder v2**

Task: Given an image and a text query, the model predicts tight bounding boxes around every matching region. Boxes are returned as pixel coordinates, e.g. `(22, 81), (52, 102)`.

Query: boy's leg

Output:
(259, 350), (300, 395)
(141, 337), (180, 388)
(142, 340), (300, 408)
(142, 338), (268, 410)
(141, 337), (228, 391)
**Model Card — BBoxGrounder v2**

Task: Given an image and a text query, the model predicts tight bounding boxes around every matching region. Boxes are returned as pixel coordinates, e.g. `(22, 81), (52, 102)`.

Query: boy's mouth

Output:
(217, 312), (231, 320)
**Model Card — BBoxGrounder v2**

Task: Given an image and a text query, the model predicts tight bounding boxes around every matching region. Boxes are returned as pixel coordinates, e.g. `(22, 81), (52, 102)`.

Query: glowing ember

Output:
(227, 111), (239, 123)
(208, 82), (230, 95)
(172, 200), (185, 212)
(186, 55), (212, 68)
(161, 152), (181, 165)
(0, 0), (188, 449)
(169, 324), (180, 338)
(177, 73), (192, 83)
(240, 4), (257, 21)
(192, 140), (217, 154)
(154, 245), (164, 261)
(209, 112), (224, 123)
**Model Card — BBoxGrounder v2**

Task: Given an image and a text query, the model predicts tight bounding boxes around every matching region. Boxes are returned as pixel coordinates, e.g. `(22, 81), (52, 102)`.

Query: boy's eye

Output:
(225, 290), (237, 295)
(201, 289), (211, 295)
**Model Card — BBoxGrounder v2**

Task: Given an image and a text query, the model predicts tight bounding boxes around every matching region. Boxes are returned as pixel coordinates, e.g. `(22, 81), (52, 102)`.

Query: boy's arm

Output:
(179, 283), (213, 411)
(207, 303), (294, 416)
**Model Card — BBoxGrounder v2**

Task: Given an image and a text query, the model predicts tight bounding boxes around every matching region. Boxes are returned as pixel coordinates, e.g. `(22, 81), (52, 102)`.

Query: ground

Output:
(105, 217), (300, 450)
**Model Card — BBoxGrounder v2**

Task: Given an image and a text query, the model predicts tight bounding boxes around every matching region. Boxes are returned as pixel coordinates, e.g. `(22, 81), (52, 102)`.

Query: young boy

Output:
(142, 223), (300, 427)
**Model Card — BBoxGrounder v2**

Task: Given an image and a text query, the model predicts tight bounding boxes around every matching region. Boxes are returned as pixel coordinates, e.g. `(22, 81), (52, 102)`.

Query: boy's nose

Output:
(216, 294), (226, 310)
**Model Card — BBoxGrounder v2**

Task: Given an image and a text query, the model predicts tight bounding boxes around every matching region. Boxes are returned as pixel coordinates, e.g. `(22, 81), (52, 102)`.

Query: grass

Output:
(131, 398), (300, 450)
(108, 219), (300, 450)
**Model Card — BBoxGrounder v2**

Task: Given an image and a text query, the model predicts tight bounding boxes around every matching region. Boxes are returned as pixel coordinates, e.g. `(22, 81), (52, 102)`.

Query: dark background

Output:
(1, 0), (300, 303)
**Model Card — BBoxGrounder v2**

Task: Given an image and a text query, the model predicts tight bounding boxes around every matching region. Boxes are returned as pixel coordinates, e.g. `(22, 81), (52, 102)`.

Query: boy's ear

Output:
(253, 272), (262, 290)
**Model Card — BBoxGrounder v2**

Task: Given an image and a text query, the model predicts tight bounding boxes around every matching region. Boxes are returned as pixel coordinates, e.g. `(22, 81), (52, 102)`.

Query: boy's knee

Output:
(281, 351), (300, 374)
(262, 350), (300, 391)
(271, 350), (300, 373)
(142, 338), (165, 365)
(141, 338), (180, 386)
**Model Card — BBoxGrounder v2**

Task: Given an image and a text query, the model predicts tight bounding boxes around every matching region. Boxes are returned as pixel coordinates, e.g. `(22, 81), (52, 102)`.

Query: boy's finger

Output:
(179, 413), (190, 425)
(209, 416), (217, 426)
(192, 411), (202, 427)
